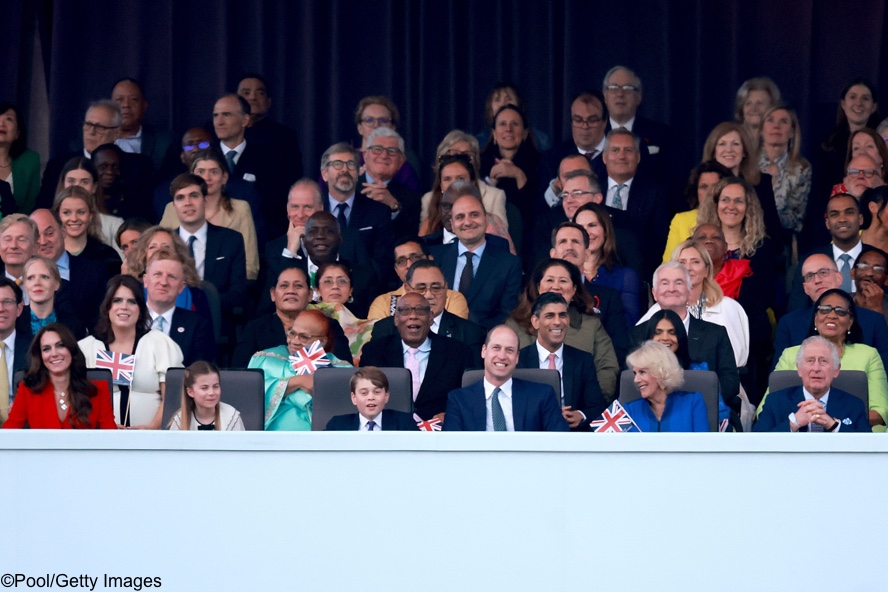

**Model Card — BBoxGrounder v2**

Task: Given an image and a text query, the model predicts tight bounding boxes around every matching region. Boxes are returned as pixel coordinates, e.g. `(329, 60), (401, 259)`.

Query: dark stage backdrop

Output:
(3, 0), (887, 185)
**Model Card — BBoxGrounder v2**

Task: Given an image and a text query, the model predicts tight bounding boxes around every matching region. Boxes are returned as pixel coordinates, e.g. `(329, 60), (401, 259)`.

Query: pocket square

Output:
(842, 418), (852, 425)
(359, 226), (373, 231)
(648, 145), (660, 154)
(243, 173), (256, 182)
(215, 256), (226, 260)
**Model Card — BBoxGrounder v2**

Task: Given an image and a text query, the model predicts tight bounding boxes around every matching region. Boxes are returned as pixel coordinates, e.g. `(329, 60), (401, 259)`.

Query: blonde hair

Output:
(52, 186), (103, 241)
(626, 341), (685, 394)
(23, 256), (62, 291)
(696, 177), (766, 258)
(701, 121), (761, 185)
(670, 239), (724, 307)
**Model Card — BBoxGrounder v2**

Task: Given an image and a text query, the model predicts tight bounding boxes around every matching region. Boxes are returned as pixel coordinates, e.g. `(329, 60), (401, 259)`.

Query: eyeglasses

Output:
(327, 160), (358, 171)
(847, 168), (879, 179)
(320, 277), (350, 287)
(559, 189), (594, 201)
(82, 121), (119, 133)
(604, 84), (639, 93)
(395, 253), (425, 267)
(360, 117), (392, 126)
(366, 145), (403, 157)
(0, 298), (17, 308)
(571, 116), (603, 128)
(855, 262), (886, 273)
(286, 331), (324, 342)
(802, 268), (835, 283)
(409, 283), (446, 295)
(816, 305), (851, 317)
(183, 141), (211, 153)
(395, 305), (431, 315)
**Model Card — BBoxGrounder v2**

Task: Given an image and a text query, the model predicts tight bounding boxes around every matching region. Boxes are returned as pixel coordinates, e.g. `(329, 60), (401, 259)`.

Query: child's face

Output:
(187, 373), (221, 412)
(350, 378), (390, 420)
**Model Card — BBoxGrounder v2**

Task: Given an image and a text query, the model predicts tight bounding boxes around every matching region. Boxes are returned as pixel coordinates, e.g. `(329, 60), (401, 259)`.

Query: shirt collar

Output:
(802, 387), (830, 407)
(328, 194), (355, 212)
(402, 337), (432, 354)
(832, 241), (863, 261)
(457, 239), (486, 257)
(431, 312), (443, 334)
(484, 377), (513, 399)
(535, 340), (564, 362)
(359, 413), (383, 430)
(220, 139), (246, 157)
(607, 176), (635, 191)
(610, 116), (635, 131)
(181, 222), (208, 242)
(442, 227), (457, 244)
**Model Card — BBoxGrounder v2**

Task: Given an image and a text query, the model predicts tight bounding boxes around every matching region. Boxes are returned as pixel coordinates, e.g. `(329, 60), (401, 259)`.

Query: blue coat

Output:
(624, 391), (709, 432)
(443, 378), (569, 432)
(753, 386), (870, 433)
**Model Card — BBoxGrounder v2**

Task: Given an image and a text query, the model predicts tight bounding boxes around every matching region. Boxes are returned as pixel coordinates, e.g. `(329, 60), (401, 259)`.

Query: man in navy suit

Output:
(774, 253), (888, 371)
(755, 337), (869, 432)
(325, 367), (418, 431)
(444, 325), (569, 432)
(111, 78), (175, 177)
(517, 293), (607, 431)
(320, 142), (394, 275)
(0, 279), (30, 424)
(360, 292), (473, 421)
(144, 249), (216, 365)
(430, 182), (522, 329)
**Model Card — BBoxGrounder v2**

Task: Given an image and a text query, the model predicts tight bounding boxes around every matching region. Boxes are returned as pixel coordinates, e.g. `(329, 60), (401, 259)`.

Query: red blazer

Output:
(3, 380), (117, 429)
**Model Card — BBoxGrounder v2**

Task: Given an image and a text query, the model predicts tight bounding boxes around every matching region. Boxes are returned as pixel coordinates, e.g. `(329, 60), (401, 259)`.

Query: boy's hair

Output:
(349, 367), (389, 393)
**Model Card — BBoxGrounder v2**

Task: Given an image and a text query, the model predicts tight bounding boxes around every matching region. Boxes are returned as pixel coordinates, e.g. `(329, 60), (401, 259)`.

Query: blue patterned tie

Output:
(612, 183), (625, 209)
(809, 401), (825, 432)
(225, 150), (237, 175)
(491, 387), (507, 431)
(838, 253), (852, 292)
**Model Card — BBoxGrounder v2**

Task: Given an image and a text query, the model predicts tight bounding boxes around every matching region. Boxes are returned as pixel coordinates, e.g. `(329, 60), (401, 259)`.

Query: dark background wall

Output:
(3, 0), (887, 181)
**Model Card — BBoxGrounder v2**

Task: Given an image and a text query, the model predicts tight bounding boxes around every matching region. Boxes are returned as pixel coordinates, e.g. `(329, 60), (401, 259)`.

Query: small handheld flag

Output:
(95, 350), (135, 386)
(417, 418), (442, 432)
(289, 340), (331, 375)
(590, 400), (641, 432)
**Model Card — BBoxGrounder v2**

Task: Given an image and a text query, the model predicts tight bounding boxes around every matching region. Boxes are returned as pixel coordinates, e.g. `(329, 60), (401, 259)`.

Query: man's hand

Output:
(362, 181), (399, 210)
(287, 223), (306, 255)
(796, 399), (835, 430)
(562, 406), (584, 428)
(853, 279), (884, 312)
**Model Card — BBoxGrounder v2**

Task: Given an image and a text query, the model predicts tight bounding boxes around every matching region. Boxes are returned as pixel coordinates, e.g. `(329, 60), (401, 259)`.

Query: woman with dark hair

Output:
(159, 149), (259, 280)
(170, 361), (244, 431)
(0, 102), (40, 214)
(310, 261), (376, 363)
(821, 78), (881, 183)
(768, 288), (887, 430)
(475, 82), (551, 152)
(248, 309), (351, 431)
(479, 104), (541, 228)
(861, 186), (888, 252)
(3, 323), (116, 429)
(662, 161), (732, 261)
(573, 202), (641, 326)
(506, 258), (618, 399)
(78, 274), (183, 429)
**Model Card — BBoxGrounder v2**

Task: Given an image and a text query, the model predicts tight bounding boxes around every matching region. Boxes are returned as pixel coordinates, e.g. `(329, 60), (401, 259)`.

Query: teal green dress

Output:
(248, 345), (351, 430)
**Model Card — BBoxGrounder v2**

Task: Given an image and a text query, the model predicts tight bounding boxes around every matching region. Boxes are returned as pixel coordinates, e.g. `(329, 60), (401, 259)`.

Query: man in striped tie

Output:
(443, 325), (569, 432)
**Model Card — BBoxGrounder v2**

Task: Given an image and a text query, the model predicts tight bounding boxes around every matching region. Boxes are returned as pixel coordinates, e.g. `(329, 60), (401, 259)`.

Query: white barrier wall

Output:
(2, 432), (886, 592)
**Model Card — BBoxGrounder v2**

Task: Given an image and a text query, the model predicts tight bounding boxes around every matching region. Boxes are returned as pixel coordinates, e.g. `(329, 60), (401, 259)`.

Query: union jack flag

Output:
(719, 418), (729, 432)
(417, 418), (442, 431)
(289, 340), (331, 375)
(95, 350), (135, 386)
(590, 400), (641, 432)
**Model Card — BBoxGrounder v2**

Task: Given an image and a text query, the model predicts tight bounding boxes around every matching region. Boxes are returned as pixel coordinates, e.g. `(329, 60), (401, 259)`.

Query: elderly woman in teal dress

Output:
(248, 309), (351, 430)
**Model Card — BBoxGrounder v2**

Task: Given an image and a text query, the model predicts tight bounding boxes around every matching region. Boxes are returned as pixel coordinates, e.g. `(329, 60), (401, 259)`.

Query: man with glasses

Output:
(360, 292), (474, 422)
(852, 249), (888, 322)
(358, 127), (421, 239)
(842, 154), (886, 198)
(774, 252), (888, 372)
(370, 259), (485, 366)
(320, 142), (394, 274)
(367, 238), (468, 320)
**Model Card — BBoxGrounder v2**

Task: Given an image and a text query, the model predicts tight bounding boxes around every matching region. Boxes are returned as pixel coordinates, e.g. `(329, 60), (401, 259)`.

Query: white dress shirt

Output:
(484, 378), (515, 431)
(148, 307), (175, 336)
(179, 223), (208, 279)
(606, 177), (634, 210)
(609, 116), (636, 132)
(3, 331), (15, 403)
(115, 126), (143, 154)
(220, 139), (246, 166)
(442, 228), (458, 244)
(359, 413), (383, 431)
(535, 341), (565, 405)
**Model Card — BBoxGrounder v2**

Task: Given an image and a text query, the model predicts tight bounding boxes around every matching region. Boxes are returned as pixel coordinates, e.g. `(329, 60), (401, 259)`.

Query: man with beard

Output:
(852, 248), (888, 323)
(320, 142), (394, 274)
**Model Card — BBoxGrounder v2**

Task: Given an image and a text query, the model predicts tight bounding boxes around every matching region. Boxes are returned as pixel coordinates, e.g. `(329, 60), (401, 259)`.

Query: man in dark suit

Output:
(320, 142), (394, 274)
(632, 262), (740, 412)
(601, 128), (671, 279)
(0, 180), (14, 218)
(775, 253), (888, 372)
(444, 325), (570, 432)
(169, 173), (247, 316)
(430, 182), (522, 329)
(358, 127), (421, 241)
(755, 336), (870, 432)
(144, 249), (215, 365)
(788, 193), (876, 311)
(517, 293), (607, 430)
(360, 293), (473, 421)
(0, 278), (30, 424)
(237, 73), (303, 183)
(233, 267), (352, 367)
(111, 78), (176, 177)
(325, 367), (418, 431)
(371, 260), (486, 366)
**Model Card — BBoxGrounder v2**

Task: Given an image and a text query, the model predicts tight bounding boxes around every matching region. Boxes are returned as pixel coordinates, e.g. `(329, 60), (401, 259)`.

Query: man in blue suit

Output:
(755, 336), (869, 432)
(325, 367), (418, 431)
(444, 325), (569, 432)
(431, 182), (522, 329)
(774, 253), (888, 371)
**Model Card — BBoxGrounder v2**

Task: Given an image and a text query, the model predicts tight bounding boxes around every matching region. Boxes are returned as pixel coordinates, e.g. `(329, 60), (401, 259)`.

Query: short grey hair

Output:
(626, 341), (684, 394)
(288, 178), (324, 208)
(320, 142), (359, 171)
(603, 127), (641, 152)
(86, 99), (122, 127)
(652, 261), (691, 289)
(366, 126), (405, 153)
(563, 169), (601, 194)
(603, 65), (643, 95)
(443, 179), (483, 208)
(796, 336), (841, 370)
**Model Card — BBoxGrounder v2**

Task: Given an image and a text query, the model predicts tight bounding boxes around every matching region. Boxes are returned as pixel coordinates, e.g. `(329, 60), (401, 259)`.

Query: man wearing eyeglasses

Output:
(851, 249), (888, 322)
(357, 127), (421, 242)
(360, 292), (474, 422)
(774, 252), (888, 372)
(320, 142), (394, 277)
(843, 154), (886, 198)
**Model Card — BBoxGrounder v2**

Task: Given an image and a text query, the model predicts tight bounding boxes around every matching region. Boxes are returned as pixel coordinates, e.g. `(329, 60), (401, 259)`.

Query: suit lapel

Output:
(466, 249), (494, 301)
(438, 312), (456, 340)
(561, 347), (576, 408)
(469, 382), (488, 430)
(511, 379), (526, 431)
(417, 335), (446, 405)
(439, 246), (458, 287)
